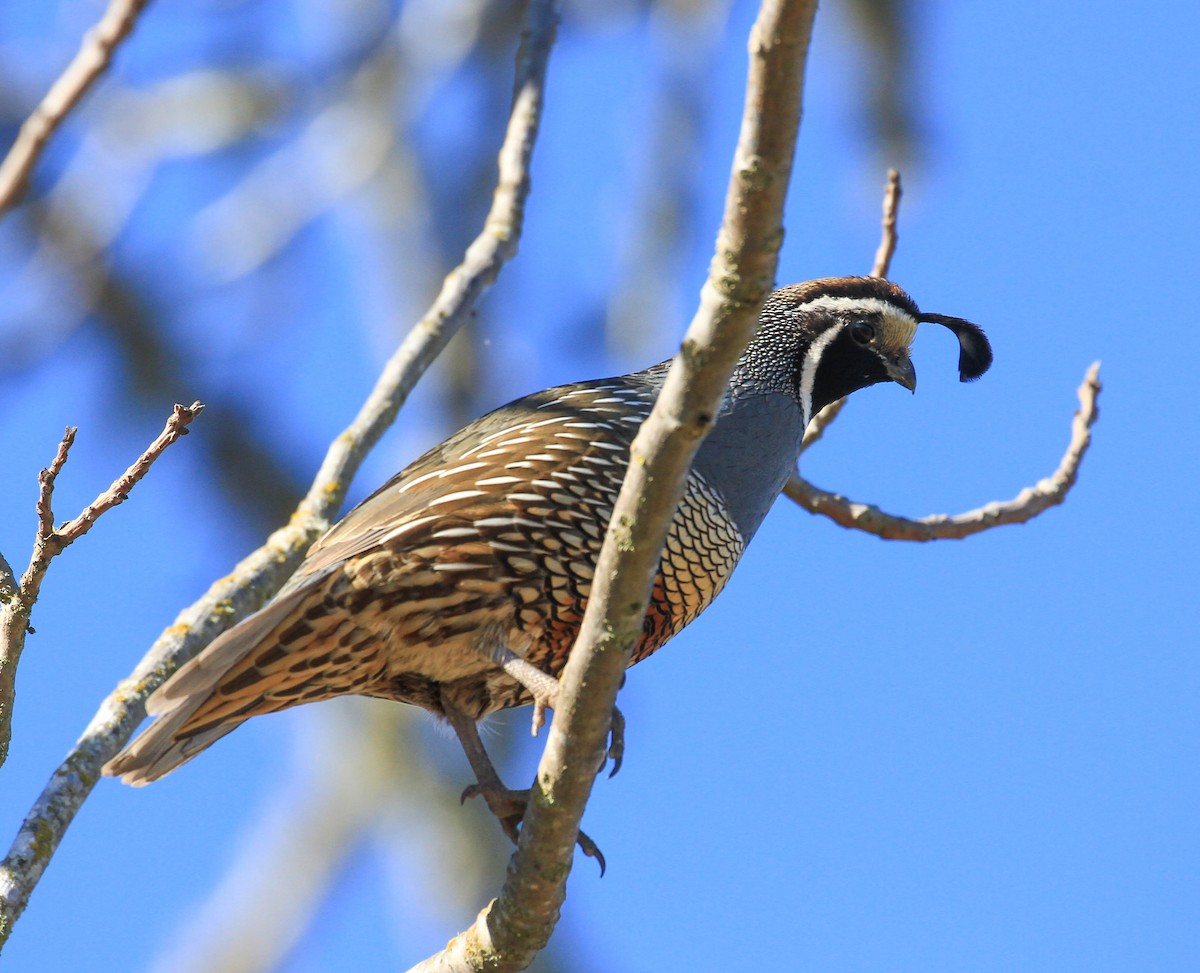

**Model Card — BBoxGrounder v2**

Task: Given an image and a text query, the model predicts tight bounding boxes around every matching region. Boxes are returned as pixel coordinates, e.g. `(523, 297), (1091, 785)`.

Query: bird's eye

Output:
(849, 320), (875, 345)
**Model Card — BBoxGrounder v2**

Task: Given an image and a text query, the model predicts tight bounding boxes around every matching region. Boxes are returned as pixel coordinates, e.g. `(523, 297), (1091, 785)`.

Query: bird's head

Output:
(747, 276), (993, 427)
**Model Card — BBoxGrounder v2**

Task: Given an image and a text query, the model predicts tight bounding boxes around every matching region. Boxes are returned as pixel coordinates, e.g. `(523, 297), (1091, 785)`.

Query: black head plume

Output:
(917, 312), (993, 382)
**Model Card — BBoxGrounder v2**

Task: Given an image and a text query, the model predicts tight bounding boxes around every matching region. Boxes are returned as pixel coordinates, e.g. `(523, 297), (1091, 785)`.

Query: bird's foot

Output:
(460, 781), (607, 874)
(477, 629), (626, 776)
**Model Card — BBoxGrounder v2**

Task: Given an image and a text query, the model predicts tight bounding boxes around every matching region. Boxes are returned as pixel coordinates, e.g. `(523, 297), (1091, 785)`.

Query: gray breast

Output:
(692, 390), (805, 543)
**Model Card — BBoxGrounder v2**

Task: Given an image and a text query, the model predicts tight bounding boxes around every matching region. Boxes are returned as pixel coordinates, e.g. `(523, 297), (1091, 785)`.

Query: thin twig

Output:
(0, 0), (558, 950)
(0, 0), (156, 215)
(784, 362), (1102, 539)
(801, 168), (902, 452)
(0, 403), (203, 774)
(34, 428), (76, 542)
(54, 402), (202, 548)
(870, 167), (901, 278)
(408, 2), (820, 970)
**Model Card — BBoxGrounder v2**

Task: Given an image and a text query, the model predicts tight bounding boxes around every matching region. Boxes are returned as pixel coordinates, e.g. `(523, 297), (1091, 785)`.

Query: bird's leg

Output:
(441, 694), (607, 872)
(476, 627), (626, 776)
(441, 697), (524, 841)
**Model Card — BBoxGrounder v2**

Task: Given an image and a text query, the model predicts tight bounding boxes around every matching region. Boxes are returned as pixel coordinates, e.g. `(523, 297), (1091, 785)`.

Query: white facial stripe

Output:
(796, 295), (919, 349)
(798, 324), (842, 429)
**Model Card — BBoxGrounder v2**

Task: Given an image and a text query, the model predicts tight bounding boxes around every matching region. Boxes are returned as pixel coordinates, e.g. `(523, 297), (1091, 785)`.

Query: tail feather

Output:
(148, 583), (324, 714)
(103, 694), (246, 786)
(104, 578), (333, 785)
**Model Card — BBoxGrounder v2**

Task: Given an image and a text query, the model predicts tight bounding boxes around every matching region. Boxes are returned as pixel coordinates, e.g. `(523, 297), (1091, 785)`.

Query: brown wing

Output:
(104, 375), (745, 784)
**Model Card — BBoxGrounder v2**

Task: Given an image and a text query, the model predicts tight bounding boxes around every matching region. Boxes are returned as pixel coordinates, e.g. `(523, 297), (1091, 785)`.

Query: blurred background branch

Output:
(0, 0), (155, 213)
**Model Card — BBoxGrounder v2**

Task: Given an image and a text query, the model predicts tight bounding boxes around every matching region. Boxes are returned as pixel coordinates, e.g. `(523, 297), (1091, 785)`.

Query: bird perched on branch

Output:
(105, 276), (991, 857)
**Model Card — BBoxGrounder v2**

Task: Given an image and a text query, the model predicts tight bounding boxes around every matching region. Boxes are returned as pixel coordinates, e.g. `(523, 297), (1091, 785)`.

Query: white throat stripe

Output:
(798, 324), (842, 429)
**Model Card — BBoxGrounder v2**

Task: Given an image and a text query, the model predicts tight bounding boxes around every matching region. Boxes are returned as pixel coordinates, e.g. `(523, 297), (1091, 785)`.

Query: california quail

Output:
(105, 276), (991, 843)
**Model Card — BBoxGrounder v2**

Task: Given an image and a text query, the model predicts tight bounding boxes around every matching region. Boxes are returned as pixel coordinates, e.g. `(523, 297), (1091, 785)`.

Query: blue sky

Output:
(1, 1), (1197, 971)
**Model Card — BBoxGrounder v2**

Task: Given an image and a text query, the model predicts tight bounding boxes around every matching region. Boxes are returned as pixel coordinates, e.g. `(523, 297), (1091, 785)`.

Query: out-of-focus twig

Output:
(785, 362), (1102, 539)
(0, 0), (156, 214)
(0, 402), (203, 770)
(0, 0), (557, 944)
(409, 1), (820, 970)
(606, 0), (733, 360)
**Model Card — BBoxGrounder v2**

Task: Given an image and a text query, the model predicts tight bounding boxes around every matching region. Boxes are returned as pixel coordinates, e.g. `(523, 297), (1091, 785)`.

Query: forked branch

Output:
(0, 402), (204, 770)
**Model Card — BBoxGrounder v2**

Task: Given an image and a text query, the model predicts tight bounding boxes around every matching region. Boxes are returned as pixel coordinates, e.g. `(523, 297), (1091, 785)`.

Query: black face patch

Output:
(808, 325), (893, 416)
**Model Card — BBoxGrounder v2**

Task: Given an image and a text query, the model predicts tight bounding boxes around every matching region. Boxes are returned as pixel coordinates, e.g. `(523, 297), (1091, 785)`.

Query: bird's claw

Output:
(606, 705), (625, 778)
(530, 696), (549, 736)
(461, 781), (606, 873)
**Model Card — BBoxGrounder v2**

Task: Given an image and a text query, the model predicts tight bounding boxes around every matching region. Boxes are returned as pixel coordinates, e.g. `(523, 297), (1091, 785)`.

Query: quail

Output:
(105, 276), (991, 850)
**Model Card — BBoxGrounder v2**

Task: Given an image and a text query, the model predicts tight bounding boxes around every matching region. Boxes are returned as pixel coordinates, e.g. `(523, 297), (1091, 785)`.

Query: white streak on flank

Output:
(432, 527), (480, 539)
(474, 448), (510, 459)
(529, 479), (558, 489)
(380, 516), (438, 544)
(427, 490), (487, 507)
(518, 415), (572, 431)
(474, 515), (545, 529)
(505, 493), (545, 503)
(543, 443), (574, 451)
(397, 468), (443, 493)
(475, 475), (524, 487)
(433, 562), (488, 572)
(505, 461), (537, 469)
(554, 431), (594, 441)
(584, 455), (614, 467)
(550, 470), (578, 481)
(401, 461), (490, 492)
(495, 436), (537, 448)
(592, 441), (624, 452)
(526, 453), (555, 462)
(541, 385), (620, 406)
(437, 461), (489, 477)
(487, 541), (527, 553)
(564, 421), (605, 430)
(798, 323), (843, 430)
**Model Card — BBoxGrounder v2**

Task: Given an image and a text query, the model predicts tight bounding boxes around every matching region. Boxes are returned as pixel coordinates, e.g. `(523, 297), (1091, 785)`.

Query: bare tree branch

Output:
(870, 167), (901, 279)
(0, 402), (203, 770)
(784, 362), (1102, 539)
(0, 0), (156, 215)
(408, 2), (820, 970)
(0, 0), (559, 946)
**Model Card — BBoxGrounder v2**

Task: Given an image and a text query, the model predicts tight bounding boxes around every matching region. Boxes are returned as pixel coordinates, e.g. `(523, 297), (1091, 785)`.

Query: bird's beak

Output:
(886, 354), (917, 393)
